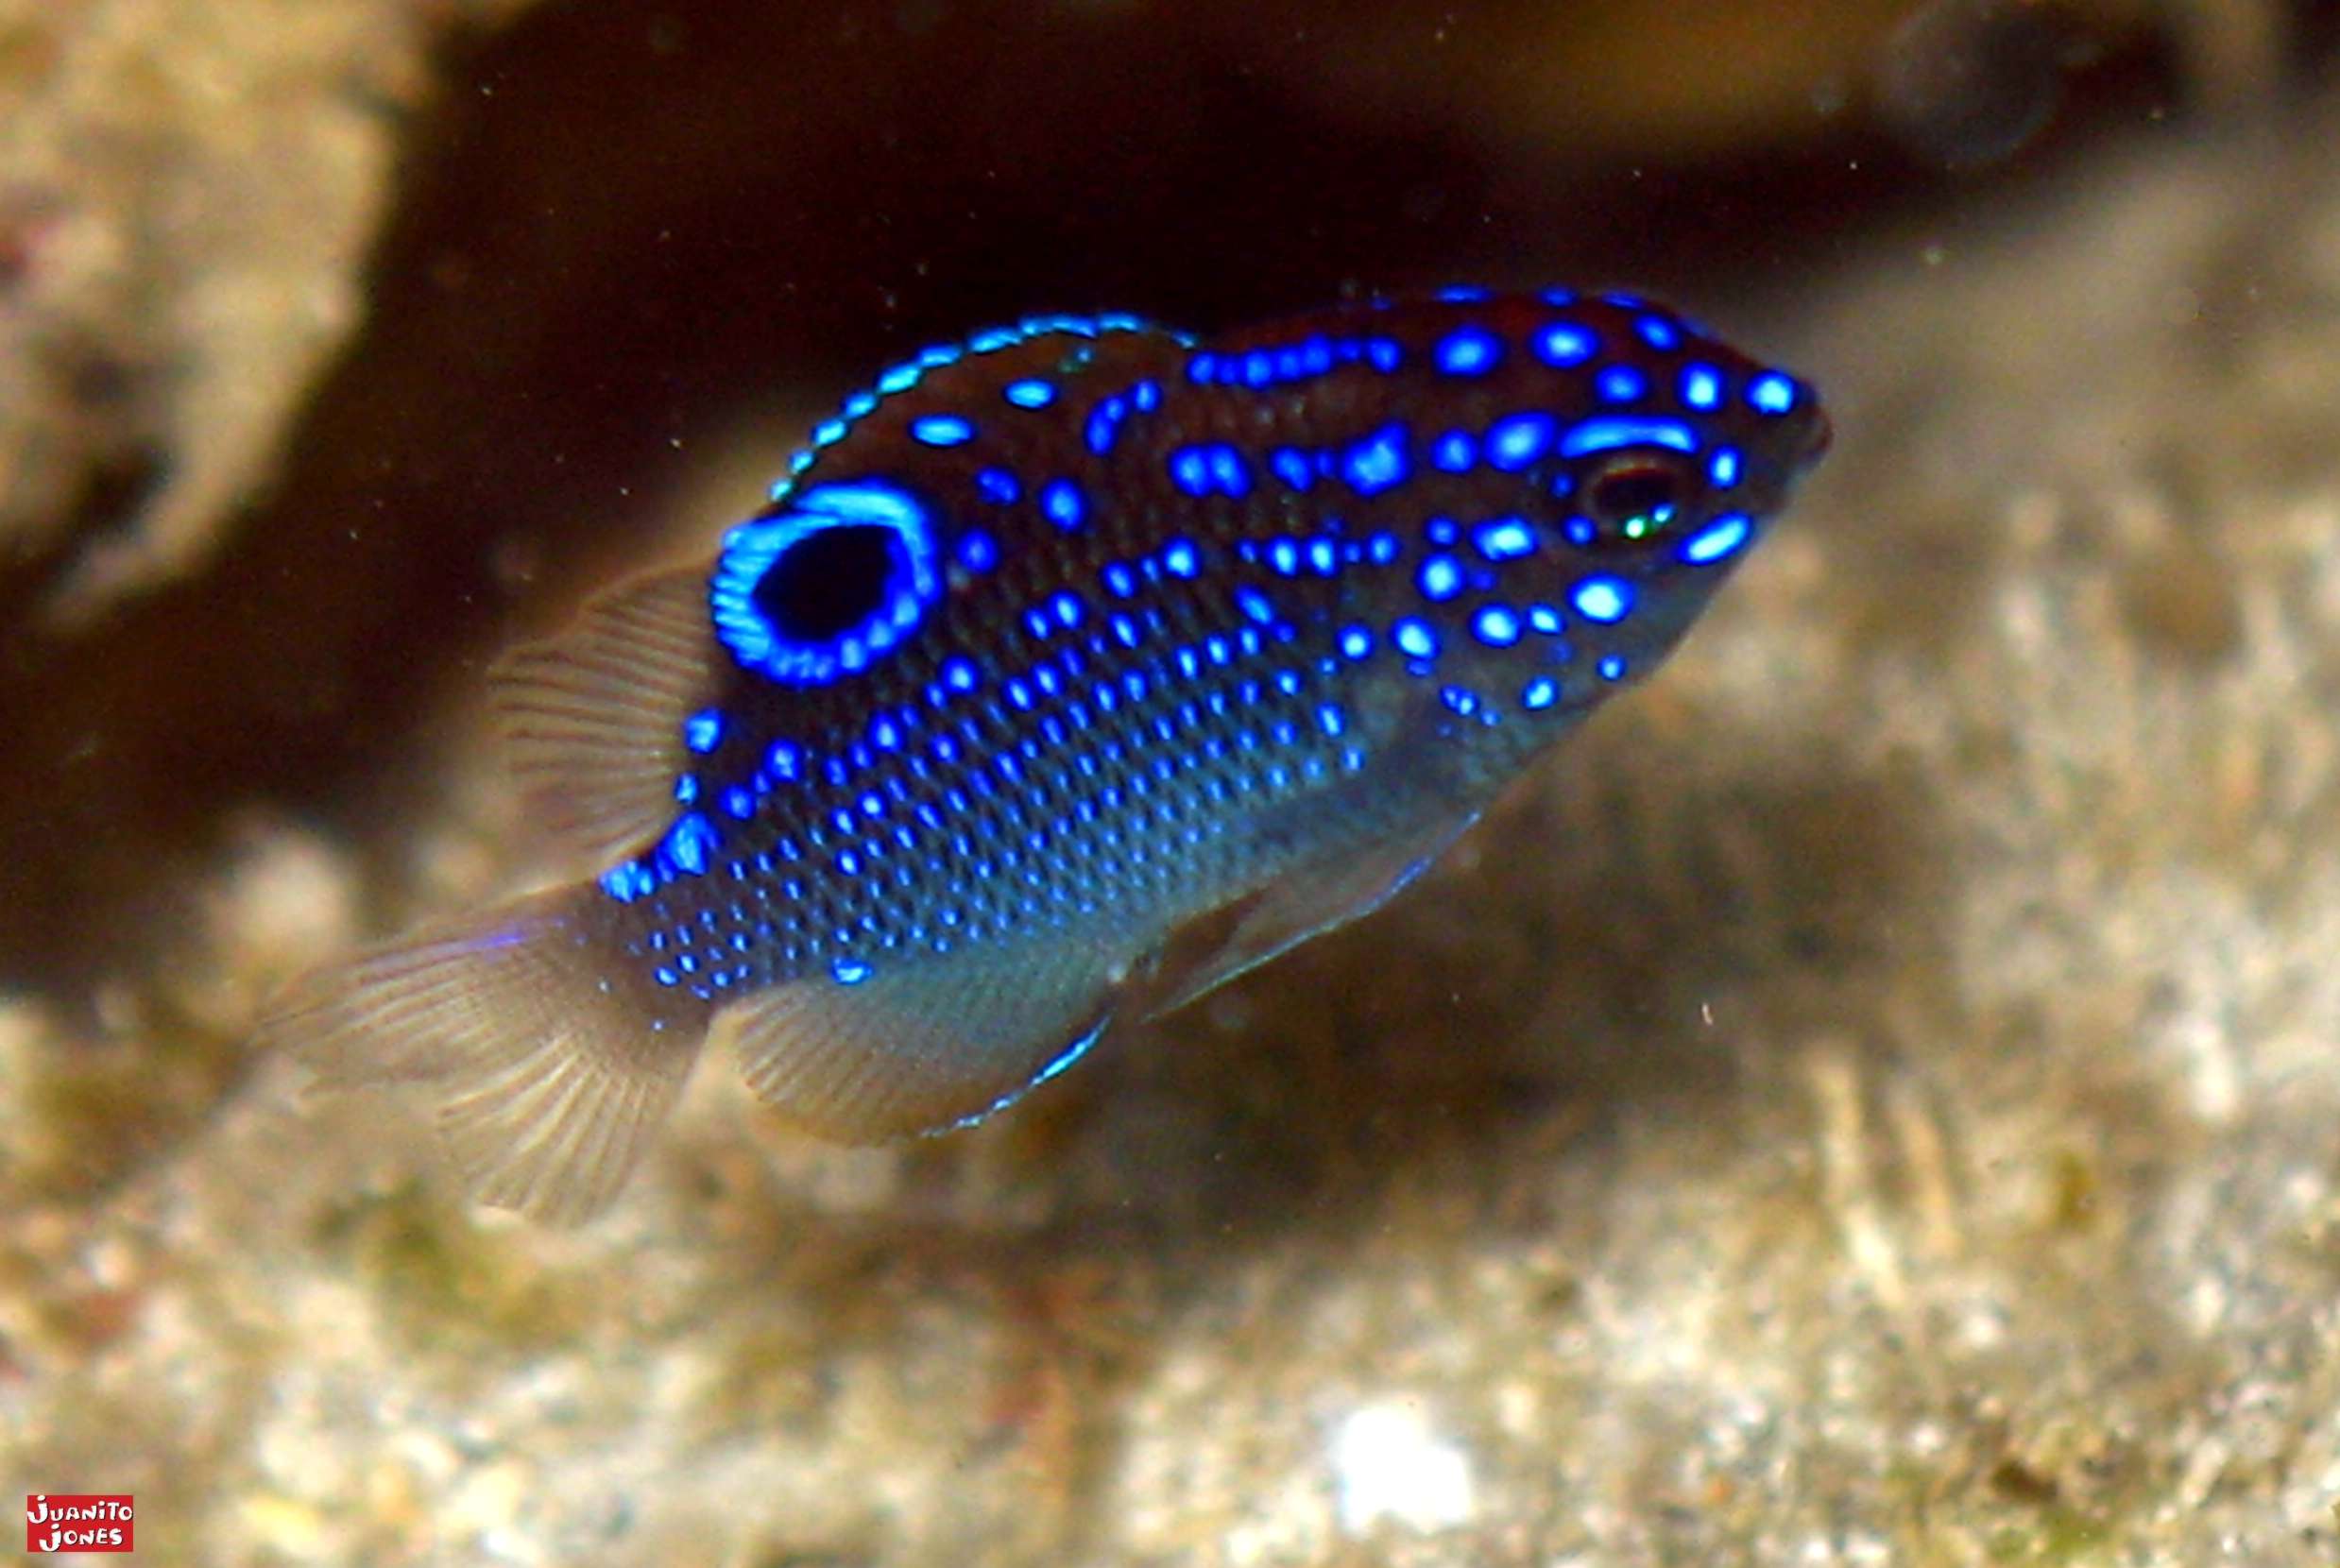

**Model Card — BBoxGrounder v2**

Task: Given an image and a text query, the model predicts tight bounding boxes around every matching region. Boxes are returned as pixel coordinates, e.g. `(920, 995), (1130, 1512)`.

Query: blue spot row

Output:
(1169, 443), (1252, 499)
(1186, 332), (1401, 390)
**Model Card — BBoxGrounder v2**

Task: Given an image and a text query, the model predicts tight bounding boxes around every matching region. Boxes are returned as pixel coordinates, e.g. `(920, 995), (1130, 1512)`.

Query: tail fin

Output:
(258, 887), (708, 1223)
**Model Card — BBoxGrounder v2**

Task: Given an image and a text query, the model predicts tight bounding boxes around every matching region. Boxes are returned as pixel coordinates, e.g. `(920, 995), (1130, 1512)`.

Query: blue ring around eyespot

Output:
(710, 479), (943, 686)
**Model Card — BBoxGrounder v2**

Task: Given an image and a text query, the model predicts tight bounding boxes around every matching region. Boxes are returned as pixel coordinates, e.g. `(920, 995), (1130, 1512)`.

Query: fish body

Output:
(265, 287), (1829, 1219)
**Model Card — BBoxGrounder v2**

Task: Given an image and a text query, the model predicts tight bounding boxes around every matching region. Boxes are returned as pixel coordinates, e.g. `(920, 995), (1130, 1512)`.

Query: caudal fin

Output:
(258, 887), (707, 1223)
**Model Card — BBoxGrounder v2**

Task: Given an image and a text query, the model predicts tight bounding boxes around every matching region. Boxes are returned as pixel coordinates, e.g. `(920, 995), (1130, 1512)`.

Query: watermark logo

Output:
(25, 1495), (133, 1553)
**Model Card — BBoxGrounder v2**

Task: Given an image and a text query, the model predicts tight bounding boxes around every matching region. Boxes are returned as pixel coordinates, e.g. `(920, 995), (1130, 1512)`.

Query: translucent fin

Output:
(488, 567), (716, 867)
(1138, 809), (1479, 1023)
(726, 941), (1125, 1140)
(258, 887), (709, 1222)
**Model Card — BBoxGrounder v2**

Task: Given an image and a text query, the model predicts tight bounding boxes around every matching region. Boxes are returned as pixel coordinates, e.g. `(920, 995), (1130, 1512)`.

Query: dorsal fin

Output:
(488, 565), (718, 868)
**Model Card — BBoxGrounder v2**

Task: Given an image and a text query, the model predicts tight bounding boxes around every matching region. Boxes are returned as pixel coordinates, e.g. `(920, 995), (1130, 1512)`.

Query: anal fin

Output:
(725, 937), (1128, 1140)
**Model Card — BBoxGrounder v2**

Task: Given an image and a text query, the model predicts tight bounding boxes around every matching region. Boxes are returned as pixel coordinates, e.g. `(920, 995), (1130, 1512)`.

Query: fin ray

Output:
(488, 567), (717, 868)
(258, 888), (708, 1222)
(726, 937), (1127, 1140)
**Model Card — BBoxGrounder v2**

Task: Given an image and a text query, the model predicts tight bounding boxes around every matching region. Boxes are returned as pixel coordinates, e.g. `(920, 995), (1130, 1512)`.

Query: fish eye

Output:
(1579, 452), (1694, 550)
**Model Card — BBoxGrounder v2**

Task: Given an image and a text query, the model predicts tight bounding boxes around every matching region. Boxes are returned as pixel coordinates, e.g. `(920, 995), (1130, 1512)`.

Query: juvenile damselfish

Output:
(265, 287), (1829, 1220)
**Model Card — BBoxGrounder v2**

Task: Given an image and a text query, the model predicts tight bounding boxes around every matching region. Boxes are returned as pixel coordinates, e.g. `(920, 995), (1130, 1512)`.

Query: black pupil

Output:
(1587, 465), (1682, 542)
(752, 523), (898, 643)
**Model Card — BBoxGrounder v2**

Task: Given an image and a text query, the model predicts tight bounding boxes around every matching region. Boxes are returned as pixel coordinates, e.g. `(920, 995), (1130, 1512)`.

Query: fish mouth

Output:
(1800, 406), (1834, 464)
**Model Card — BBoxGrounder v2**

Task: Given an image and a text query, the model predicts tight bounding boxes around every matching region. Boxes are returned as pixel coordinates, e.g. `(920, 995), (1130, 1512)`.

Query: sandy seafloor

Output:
(9, 12), (2340, 1567)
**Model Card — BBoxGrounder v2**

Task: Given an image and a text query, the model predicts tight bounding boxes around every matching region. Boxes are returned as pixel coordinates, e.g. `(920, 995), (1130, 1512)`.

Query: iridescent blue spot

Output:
(1187, 352), (1217, 384)
(1475, 519), (1534, 560)
(1270, 448), (1314, 492)
(911, 414), (975, 447)
(1596, 365), (1647, 403)
(1749, 372), (1797, 415)
(1339, 624), (1373, 659)
(1434, 327), (1501, 376)
(1085, 397), (1126, 456)
(1316, 703), (1346, 737)
(1572, 576), (1633, 623)
(1488, 413), (1556, 471)
(1435, 283), (1491, 302)
(943, 656), (980, 693)
(1417, 555), (1462, 602)
(683, 708), (724, 755)
(1431, 431), (1475, 472)
(1051, 590), (1085, 628)
(832, 957), (871, 985)
(1528, 604), (1563, 634)
(1132, 378), (1162, 411)
(1635, 315), (1682, 351)
(1237, 587), (1274, 625)
(1440, 685), (1478, 716)
(1041, 479), (1086, 531)
(724, 785), (756, 820)
(1474, 605), (1522, 646)
(1680, 364), (1724, 411)
(1367, 532), (1401, 566)
(1267, 539), (1300, 575)
(877, 364), (920, 395)
(599, 861), (654, 903)
(1557, 417), (1697, 458)
(1535, 323), (1596, 366)
(1393, 618), (1440, 659)
(1521, 676), (1558, 710)
(674, 774), (700, 805)
(1598, 655), (1627, 681)
(1004, 378), (1056, 409)
(1344, 423), (1409, 495)
(661, 812), (718, 877)
(958, 528), (999, 571)
(1367, 337), (1402, 372)
(975, 468), (1019, 504)
(1209, 445), (1252, 498)
(1102, 562), (1137, 598)
(766, 740), (801, 779)
(1169, 448), (1209, 497)
(1709, 448), (1742, 488)
(1681, 512), (1752, 564)
(1307, 538), (1339, 575)
(1163, 538), (1201, 577)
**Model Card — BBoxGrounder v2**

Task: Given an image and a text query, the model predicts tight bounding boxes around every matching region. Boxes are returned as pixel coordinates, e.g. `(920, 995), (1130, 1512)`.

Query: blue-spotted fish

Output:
(264, 286), (1829, 1220)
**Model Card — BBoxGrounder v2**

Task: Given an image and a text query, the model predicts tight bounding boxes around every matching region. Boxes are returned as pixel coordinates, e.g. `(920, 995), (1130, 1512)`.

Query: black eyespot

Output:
(1581, 453), (1691, 548)
(751, 524), (897, 643)
(710, 480), (944, 687)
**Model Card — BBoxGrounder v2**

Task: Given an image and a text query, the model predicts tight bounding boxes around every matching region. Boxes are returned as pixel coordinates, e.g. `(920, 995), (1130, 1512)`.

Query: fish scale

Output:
(262, 285), (1830, 1220)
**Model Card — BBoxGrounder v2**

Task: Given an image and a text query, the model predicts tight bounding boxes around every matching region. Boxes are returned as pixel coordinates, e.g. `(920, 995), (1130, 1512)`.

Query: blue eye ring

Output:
(710, 479), (943, 686)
